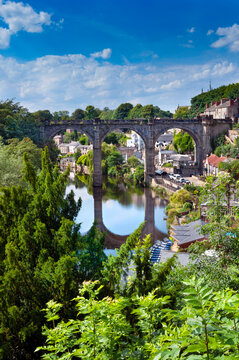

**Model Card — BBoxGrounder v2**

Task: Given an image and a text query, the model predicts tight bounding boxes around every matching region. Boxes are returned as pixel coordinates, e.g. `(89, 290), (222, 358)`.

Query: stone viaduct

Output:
(40, 117), (232, 187)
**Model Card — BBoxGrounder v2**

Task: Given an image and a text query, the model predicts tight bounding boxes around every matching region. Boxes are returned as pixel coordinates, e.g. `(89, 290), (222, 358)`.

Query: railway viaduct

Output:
(40, 116), (232, 186)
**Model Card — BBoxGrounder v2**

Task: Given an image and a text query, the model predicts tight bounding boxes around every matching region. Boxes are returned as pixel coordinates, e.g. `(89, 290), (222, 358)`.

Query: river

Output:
(66, 174), (168, 249)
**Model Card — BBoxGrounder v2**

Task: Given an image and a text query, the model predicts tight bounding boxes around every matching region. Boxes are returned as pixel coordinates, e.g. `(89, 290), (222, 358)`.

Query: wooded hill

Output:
(190, 82), (239, 116)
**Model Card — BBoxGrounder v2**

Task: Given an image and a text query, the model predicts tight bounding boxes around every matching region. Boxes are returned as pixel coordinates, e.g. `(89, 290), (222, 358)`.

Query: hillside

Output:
(190, 82), (239, 116)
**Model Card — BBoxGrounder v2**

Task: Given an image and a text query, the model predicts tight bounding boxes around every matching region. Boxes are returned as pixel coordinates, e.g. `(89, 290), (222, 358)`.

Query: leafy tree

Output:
(173, 131), (194, 153)
(0, 147), (82, 359)
(106, 151), (124, 169)
(32, 110), (53, 123)
(140, 104), (155, 118)
(104, 131), (123, 145)
(79, 134), (89, 145)
(173, 106), (190, 119)
(133, 165), (144, 185)
(52, 111), (70, 121)
(0, 137), (42, 187)
(71, 108), (85, 121)
(113, 103), (133, 119)
(128, 103), (143, 118)
(153, 105), (173, 118)
(99, 107), (114, 120)
(85, 105), (98, 120)
(127, 156), (141, 168)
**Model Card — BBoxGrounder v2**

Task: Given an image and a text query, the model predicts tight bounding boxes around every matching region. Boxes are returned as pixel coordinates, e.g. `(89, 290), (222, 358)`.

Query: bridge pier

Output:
(93, 125), (102, 187)
(145, 146), (155, 184)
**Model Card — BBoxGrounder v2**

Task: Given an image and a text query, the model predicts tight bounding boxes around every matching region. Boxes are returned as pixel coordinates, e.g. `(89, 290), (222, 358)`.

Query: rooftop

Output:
(171, 219), (205, 245)
(204, 154), (226, 168)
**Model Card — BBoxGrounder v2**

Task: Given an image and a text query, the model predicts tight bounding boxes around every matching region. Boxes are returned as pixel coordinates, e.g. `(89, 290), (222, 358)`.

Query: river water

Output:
(66, 175), (168, 249)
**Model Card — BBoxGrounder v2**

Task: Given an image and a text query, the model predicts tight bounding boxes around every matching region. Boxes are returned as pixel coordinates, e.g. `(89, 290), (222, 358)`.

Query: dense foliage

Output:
(173, 131), (194, 154)
(0, 100), (40, 144)
(0, 137), (42, 187)
(0, 148), (106, 359)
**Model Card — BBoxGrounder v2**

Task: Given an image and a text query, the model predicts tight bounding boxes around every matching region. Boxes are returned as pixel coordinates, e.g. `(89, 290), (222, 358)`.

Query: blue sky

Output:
(0, 0), (239, 113)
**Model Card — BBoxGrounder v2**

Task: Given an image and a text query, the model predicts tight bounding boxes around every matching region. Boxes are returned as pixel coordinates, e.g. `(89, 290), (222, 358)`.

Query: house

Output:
(58, 143), (69, 154)
(203, 154), (226, 176)
(68, 141), (80, 153)
(203, 98), (239, 120)
(53, 134), (64, 145)
(126, 131), (144, 150)
(158, 149), (176, 165)
(170, 219), (206, 250)
(155, 133), (173, 148)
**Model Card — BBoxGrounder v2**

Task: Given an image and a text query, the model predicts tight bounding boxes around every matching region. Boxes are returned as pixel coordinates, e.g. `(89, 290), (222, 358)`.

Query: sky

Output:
(0, 0), (239, 113)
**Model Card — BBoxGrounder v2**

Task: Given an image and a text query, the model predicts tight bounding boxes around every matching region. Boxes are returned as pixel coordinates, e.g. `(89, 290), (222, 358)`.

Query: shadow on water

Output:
(67, 173), (168, 249)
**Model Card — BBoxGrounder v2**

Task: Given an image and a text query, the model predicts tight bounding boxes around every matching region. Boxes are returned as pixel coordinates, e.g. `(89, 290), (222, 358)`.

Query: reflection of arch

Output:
(93, 187), (167, 248)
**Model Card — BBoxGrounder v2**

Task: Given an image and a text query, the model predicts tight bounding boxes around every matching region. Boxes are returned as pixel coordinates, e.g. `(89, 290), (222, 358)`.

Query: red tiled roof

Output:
(205, 154), (226, 168)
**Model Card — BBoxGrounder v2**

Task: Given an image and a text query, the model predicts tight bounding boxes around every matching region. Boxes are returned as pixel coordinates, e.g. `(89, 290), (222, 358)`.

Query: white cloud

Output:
(0, 27), (10, 48)
(211, 24), (239, 52)
(187, 27), (195, 33)
(160, 80), (182, 90)
(207, 29), (214, 36)
(0, 0), (51, 48)
(0, 53), (237, 113)
(90, 48), (112, 59)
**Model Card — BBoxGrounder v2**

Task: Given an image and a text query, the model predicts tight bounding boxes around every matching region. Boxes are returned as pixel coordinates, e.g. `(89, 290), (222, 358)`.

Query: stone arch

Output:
(154, 124), (203, 167)
(43, 124), (94, 143)
(100, 124), (149, 146)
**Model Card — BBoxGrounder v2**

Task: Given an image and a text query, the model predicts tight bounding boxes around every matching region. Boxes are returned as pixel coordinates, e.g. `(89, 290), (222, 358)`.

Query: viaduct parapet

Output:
(40, 117), (232, 187)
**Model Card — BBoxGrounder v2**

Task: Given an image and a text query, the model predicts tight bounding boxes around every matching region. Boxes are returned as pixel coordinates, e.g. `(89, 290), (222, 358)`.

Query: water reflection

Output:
(66, 174), (168, 249)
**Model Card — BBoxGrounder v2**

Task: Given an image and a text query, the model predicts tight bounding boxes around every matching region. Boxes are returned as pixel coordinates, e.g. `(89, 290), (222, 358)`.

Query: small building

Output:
(203, 98), (239, 120)
(170, 219), (206, 250)
(78, 144), (93, 155)
(155, 133), (173, 148)
(126, 132), (144, 150)
(203, 154), (226, 176)
(53, 134), (63, 145)
(158, 149), (176, 165)
(58, 143), (69, 154)
(68, 141), (80, 153)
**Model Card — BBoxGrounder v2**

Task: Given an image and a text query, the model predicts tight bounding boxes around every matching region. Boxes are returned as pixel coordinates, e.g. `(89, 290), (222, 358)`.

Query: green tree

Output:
(113, 103), (133, 119)
(85, 105), (98, 120)
(106, 151), (124, 170)
(71, 108), (85, 121)
(173, 106), (190, 119)
(99, 107), (114, 120)
(127, 156), (141, 168)
(128, 104), (143, 118)
(140, 104), (155, 118)
(52, 111), (70, 121)
(104, 131), (123, 145)
(133, 165), (144, 185)
(0, 137), (42, 187)
(0, 148), (82, 359)
(32, 110), (53, 123)
(173, 131), (194, 153)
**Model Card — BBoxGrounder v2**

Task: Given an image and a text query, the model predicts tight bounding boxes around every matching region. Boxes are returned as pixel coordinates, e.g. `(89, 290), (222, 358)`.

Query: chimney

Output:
(229, 99), (234, 106)
(215, 100), (220, 106)
(221, 98), (228, 104)
(206, 102), (209, 109)
(211, 101), (214, 106)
